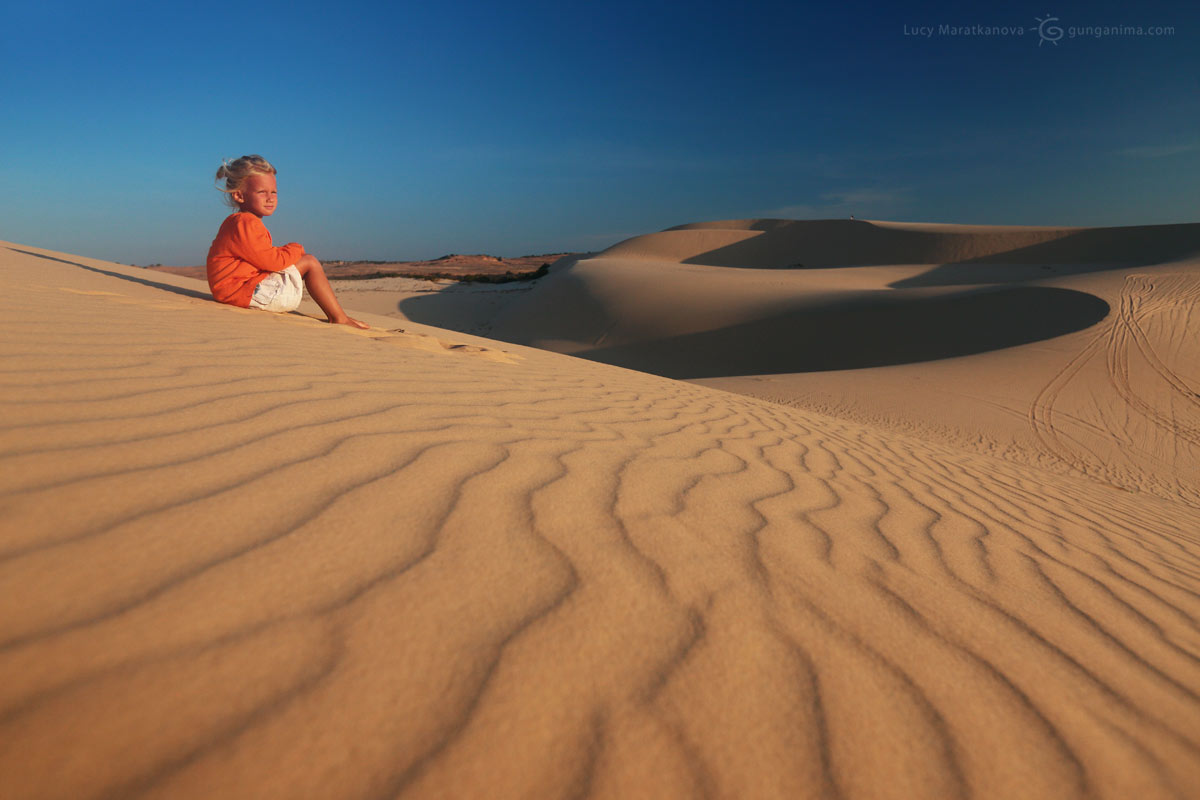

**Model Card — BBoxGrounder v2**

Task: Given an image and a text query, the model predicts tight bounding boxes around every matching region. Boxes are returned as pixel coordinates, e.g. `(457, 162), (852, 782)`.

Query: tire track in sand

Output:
(1030, 273), (1200, 503)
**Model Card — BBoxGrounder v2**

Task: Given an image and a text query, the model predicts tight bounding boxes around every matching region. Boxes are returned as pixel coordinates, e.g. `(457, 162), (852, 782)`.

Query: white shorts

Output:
(248, 265), (304, 313)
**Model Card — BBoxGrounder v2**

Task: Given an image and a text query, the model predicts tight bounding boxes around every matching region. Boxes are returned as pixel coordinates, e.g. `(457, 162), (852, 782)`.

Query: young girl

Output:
(207, 155), (368, 329)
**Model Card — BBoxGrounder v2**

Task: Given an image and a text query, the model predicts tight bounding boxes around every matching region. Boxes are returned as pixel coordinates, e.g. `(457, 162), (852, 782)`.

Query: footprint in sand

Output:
(380, 327), (521, 364)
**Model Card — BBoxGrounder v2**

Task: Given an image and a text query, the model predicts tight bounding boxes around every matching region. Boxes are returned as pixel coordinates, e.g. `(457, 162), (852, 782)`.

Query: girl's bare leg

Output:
(293, 255), (368, 328)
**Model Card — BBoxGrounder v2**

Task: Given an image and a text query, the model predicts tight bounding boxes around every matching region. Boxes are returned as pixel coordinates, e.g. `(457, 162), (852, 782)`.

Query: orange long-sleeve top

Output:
(206, 212), (306, 307)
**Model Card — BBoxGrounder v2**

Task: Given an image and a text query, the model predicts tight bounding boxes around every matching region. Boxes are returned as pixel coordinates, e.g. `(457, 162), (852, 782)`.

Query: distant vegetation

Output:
(332, 263), (551, 284)
(143, 253), (573, 284)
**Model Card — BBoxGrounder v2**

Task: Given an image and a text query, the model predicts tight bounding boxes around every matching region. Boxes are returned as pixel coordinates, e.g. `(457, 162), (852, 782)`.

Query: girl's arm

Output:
(227, 214), (305, 272)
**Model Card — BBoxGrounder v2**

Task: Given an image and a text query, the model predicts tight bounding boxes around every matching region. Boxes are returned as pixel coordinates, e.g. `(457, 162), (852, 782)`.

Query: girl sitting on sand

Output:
(207, 155), (368, 329)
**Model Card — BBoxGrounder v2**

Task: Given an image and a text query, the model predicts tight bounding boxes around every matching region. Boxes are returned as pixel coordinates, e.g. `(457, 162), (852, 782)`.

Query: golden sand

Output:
(2, 232), (1198, 799)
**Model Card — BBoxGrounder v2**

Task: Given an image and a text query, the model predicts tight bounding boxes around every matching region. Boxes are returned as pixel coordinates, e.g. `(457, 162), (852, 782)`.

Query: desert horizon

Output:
(2, 214), (1198, 798)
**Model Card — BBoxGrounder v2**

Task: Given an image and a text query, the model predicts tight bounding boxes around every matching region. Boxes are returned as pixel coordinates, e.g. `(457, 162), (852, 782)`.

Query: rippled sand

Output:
(2, 238), (1199, 799)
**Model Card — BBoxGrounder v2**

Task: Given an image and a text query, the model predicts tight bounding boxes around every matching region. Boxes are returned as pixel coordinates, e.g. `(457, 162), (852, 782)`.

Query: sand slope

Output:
(3, 240), (1200, 799)
(469, 219), (1200, 507)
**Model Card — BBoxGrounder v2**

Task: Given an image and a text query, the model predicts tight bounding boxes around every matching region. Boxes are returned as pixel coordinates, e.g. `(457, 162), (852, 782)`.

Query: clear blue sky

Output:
(2, 0), (1197, 265)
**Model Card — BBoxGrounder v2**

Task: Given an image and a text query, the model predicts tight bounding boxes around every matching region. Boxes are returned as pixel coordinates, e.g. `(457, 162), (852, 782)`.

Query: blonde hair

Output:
(215, 154), (277, 208)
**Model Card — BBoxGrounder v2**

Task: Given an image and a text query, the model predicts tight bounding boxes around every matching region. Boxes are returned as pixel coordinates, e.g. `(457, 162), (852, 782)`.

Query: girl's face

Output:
(233, 173), (278, 217)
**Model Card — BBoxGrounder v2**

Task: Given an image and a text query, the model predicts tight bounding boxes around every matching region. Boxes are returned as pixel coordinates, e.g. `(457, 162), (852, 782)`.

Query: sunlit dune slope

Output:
(2, 241), (1199, 800)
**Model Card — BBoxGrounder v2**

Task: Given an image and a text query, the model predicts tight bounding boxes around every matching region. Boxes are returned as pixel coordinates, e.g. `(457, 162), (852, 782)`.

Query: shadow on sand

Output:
(887, 223), (1200, 288)
(886, 261), (1130, 289)
(575, 285), (1110, 378)
(676, 220), (1200, 282)
(9, 247), (213, 301)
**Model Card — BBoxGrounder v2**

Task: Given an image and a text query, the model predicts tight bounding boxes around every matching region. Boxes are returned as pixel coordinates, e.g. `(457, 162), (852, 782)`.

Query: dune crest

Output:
(2, 241), (1200, 799)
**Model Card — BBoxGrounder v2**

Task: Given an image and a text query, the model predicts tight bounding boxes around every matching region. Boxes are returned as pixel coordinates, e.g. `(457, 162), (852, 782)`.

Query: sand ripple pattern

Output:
(2, 254), (1200, 800)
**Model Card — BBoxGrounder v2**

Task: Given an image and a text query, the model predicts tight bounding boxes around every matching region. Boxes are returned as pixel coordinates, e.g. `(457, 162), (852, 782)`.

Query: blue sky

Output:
(2, 0), (1197, 265)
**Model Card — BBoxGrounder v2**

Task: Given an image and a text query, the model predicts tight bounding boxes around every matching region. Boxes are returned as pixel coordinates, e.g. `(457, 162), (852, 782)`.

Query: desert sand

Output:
(402, 219), (1200, 507)
(2, 224), (1199, 800)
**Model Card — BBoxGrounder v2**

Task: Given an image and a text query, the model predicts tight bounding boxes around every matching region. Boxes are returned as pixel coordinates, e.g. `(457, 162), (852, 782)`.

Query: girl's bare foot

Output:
(329, 315), (370, 329)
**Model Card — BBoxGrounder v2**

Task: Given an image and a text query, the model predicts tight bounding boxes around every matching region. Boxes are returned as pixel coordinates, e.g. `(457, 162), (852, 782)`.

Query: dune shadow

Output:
(677, 220), (1200, 279)
(889, 223), (1200, 288)
(679, 219), (890, 269)
(887, 261), (1137, 288)
(9, 247), (213, 301)
(397, 257), (578, 335)
(575, 286), (1110, 378)
(397, 289), (510, 331)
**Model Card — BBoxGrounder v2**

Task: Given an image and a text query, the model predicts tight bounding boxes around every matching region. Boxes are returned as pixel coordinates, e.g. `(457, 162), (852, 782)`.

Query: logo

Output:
(1035, 14), (1063, 45)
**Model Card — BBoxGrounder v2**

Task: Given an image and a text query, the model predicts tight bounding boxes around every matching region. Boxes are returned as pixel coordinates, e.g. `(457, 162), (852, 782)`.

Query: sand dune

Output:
(3, 237), (1200, 799)
(421, 219), (1200, 507)
(601, 218), (1200, 268)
